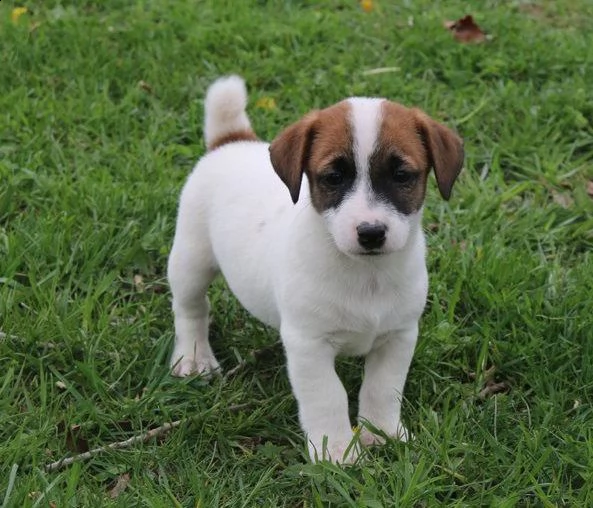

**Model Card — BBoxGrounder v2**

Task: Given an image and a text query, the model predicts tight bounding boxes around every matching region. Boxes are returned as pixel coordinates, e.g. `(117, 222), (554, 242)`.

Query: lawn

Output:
(1, 0), (593, 505)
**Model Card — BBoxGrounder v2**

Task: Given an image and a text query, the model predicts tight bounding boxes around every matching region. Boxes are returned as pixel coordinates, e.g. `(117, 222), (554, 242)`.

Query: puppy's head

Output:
(269, 98), (464, 257)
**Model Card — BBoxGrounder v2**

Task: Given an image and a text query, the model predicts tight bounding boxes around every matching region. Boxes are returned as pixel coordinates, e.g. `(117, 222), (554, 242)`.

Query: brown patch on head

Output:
(370, 102), (431, 214)
(370, 101), (464, 212)
(269, 102), (355, 208)
(208, 129), (258, 152)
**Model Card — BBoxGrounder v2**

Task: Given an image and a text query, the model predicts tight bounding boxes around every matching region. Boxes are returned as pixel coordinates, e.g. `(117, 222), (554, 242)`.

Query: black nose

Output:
(356, 222), (387, 250)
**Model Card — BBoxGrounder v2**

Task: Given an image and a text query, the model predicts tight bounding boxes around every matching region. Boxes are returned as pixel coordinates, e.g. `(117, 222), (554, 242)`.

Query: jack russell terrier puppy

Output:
(168, 75), (464, 463)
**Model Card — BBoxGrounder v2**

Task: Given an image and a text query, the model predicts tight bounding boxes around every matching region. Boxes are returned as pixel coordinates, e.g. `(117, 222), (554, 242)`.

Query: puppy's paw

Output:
(171, 357), (197, 377)
(195, 355), (220, 377)
(359, 422), (410, 447)
(308, 436), (361, 465)
(170, 354), (220, 378)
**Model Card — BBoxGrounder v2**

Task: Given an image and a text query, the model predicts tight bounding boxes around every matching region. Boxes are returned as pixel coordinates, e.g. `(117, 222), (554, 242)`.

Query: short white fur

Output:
(168, 76), (430, 463)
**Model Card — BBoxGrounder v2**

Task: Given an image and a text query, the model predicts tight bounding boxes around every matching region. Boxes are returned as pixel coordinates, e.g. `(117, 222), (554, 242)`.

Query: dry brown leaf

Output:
(478, 380), (510, 399)
(138, 80), (153, 94)
(587, 180), (593, 198)
(29, 21), (42, 33)
(551, 190), (574, 209)
(108, 473), (131, 499)
(57, 422), (90, 453)
(133, 274), (145, 292)
(445, 15), (486, 43)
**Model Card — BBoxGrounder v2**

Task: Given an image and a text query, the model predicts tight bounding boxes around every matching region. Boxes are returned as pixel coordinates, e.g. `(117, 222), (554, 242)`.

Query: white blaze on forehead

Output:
(347, 98), (384, 177)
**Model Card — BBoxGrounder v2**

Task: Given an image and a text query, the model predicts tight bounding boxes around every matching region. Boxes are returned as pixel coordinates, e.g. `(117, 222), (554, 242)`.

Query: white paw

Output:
(359, 422), (410, 447)
(171, 357), (197, 377)
(308, 436), (361, 465)
(170, 355), (220, 378)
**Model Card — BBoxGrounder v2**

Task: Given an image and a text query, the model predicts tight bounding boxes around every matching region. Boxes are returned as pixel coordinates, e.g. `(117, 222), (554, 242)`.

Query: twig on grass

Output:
(45, 345), (276, 472)
(45, 402), (254, 473)
(45, 420), (182, 473)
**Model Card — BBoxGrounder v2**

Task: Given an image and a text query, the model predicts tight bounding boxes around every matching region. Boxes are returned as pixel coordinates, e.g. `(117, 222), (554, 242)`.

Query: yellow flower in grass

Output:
(256, 97), (277, 111)
(11, 7), (28, 24)
(360, 0), (374, 13)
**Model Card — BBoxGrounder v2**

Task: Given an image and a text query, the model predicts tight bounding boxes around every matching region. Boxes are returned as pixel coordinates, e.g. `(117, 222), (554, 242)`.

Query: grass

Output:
(1, 0), (593, 505)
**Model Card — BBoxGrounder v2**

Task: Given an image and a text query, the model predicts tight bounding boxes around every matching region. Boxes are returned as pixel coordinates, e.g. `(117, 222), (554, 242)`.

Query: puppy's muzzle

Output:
(356, 222), (387, 251)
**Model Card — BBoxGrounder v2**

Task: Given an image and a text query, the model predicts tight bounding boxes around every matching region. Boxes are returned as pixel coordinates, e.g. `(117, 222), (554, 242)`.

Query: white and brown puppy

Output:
(168, 76), (463, 463)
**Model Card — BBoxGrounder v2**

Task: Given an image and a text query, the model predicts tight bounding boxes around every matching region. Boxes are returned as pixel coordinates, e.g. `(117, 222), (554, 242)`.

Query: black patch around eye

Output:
(393, 169), (418, 184)
(309, 155), (357, 212)
(319, 157), (355, 187)
(320, 171), (344, 186)
(368, 151), (426, 215)
(388, 155), (418, 185)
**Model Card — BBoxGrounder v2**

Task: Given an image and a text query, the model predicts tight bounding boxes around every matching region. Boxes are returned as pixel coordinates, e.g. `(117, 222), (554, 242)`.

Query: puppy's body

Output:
(169, 76), (463, 462)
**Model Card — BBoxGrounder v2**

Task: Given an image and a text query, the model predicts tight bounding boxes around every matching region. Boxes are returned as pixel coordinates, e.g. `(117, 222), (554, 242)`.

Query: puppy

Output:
(168, 76), (463, 463)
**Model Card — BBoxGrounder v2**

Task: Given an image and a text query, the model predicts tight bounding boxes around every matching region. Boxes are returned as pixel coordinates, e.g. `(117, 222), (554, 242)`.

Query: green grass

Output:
(1, 0), (593, 505)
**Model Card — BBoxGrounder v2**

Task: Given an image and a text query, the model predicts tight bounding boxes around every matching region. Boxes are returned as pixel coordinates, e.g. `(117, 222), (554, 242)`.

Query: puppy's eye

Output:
(393, 169), (417, 184)
(322, 171), (345, 186)
(320, 157), (352, 186)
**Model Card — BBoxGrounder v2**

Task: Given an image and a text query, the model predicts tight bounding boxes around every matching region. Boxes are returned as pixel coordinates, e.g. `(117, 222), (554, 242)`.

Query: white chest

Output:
(290, 267), (427, 356)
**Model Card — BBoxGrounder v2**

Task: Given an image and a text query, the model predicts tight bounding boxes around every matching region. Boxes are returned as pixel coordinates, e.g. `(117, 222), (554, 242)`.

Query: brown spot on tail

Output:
(208, 129), (258, 151)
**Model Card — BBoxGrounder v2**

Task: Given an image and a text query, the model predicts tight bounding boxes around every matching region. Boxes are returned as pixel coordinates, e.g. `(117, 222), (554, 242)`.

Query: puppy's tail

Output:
(204, 75), (258, 151)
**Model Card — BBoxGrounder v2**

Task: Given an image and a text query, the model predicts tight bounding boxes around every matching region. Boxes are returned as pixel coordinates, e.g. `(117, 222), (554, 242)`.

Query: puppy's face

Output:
(269, 98), (464, 257)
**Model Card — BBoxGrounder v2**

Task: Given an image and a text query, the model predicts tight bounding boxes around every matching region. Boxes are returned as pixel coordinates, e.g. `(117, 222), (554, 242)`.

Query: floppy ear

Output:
(414, 110), (464, 200)
(269, 112), (318, 204)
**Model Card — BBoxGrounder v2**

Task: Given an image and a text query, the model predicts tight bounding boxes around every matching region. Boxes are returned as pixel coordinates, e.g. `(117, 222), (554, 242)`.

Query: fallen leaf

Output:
(587, 180), (593, 198)
(11, 7), (28, 24)
(255, 97), (276, 110)
(445, 15), (486, 43)
(478, 380), (510, 399)
(138, 80), (153, 94)
(57, 422), (90, 453)
(108, 473), (131, 499)
(29, 21), (42, 33)
(133, 274), (145, 292)
(360, 0), (374, 13)
(551, 190), (573, 209)
(473, 366), (510, 399)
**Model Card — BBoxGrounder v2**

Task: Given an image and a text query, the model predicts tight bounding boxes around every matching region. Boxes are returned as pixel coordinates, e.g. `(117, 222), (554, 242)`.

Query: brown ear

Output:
(414, 110), (464, 200)
(269, 112), (318, 203)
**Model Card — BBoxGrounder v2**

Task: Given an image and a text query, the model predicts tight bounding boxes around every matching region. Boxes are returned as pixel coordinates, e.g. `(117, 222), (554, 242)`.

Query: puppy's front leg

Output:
(358, 325), (418, 446)
(282, 327), (357, 463)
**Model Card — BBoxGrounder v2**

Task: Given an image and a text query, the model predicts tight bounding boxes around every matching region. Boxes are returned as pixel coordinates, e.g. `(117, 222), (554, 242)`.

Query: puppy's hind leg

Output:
(168, 238), (219, 378)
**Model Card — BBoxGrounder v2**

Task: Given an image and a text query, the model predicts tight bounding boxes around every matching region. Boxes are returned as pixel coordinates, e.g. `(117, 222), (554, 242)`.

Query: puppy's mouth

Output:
(360, 250), (383, 256)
